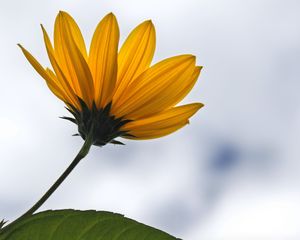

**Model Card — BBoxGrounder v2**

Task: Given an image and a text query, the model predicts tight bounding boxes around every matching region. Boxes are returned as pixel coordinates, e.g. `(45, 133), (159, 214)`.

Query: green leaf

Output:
(0, 220), (6, 230)
(0, 210), (180, 240)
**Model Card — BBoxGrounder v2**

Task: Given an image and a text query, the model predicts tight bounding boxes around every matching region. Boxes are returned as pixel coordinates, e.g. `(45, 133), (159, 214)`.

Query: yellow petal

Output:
(122, 103), (203, 139)
(18, 44), (67, 102)
(41, 25), (80, 109)
(54, 12), (94, 106)
(123, 103), (203, 130)
(45, 68), (69, 101)
(113, 20), (156, 103)
(124, 122), (188, 140)
(18, 44), (53, 84)
(54, 11), (87, 59)
(172, 66), (203, 106)
(112, 55), (196, 119)
(89, 13), (119, 108)
(54, 12), (82, 94)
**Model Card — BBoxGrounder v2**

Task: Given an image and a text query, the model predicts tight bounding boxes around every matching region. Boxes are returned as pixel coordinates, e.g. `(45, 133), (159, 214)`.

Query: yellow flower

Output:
(19, 11), (203, 146)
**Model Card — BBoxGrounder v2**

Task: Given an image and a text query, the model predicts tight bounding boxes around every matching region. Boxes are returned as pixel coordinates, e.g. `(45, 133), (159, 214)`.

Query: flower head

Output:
(19, 11), (203, 146)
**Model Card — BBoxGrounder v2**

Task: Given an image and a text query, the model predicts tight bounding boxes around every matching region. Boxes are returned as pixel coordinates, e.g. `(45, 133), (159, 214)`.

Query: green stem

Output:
(23, 136), (93, 217)
(1, 132), (93, 233)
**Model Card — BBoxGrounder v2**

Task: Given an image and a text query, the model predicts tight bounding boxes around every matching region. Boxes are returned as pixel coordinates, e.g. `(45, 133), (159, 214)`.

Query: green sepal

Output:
(60, 116), (77, 124)
(109, 140), (125, 145)
(64, 99), (133, 147)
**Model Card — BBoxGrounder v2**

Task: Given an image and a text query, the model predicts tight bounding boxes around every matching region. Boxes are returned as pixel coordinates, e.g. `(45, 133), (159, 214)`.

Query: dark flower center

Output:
(61, 98), (132, 146)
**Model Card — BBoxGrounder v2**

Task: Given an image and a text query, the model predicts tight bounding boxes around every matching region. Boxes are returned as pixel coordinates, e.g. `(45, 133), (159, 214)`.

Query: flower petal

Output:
(172, 65), (203, 106)
(54, 12), (87, 95)
(125, 122), (188, 140)
(89, 13), (119, 108)
(113, 20), (156, 103)
(41, 25), (79, 108)
(122, 103), (203, 139)
(54, 12), (94, 107)
(18, 44), (69, 103)
(54, 11), (87, 59)
(112, 55), (196, 119)
(45, 68), (70, 101)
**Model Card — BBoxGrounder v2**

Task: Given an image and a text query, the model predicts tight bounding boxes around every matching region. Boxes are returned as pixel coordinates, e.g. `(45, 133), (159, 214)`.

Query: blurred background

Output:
(1, 0), (300, 239)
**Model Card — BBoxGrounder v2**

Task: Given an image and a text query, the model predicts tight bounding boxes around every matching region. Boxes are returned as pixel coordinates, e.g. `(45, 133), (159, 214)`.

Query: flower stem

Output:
(1, 131), (93, 233)
(22, 135), (93, 217)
